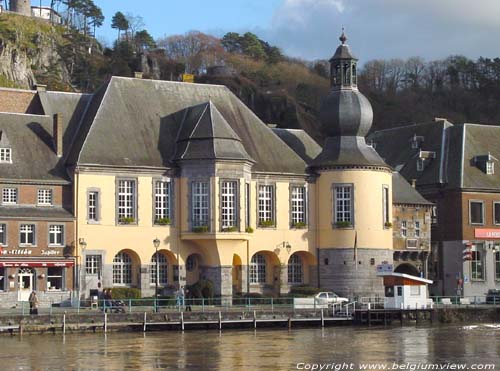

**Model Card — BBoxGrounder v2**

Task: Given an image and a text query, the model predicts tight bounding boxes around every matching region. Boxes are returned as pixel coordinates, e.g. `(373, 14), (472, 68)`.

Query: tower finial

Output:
(339, 27), (347, 45)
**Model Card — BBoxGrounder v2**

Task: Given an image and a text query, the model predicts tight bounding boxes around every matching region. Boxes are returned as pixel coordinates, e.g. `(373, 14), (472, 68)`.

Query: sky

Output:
(45, 0), (500, 62)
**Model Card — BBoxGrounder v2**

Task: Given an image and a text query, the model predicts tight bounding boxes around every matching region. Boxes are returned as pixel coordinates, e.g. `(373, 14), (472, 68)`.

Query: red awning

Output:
(0, 260), (74, 268)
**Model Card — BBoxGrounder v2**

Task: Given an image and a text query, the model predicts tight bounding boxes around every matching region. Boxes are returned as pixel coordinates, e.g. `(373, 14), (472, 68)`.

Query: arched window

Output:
(288, 254), (303, 284)
(186, 255), (198, 272)
(150, 253), (168, 285)
(250, 253), (266, 283)
(352, 64), (357, 84)
(343, 63), (349, 84)
(113, 252), (132, 285)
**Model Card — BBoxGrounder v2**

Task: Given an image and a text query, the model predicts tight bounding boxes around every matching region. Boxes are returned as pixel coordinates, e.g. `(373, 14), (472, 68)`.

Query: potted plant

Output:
(258, 220), (275, 228)
(384, 222), (393, 228)
(119, 217), (135, 224)
(291, 222), (307, 229)
(155, 217), (171, 225)
(222, 226), (238, 232)
(245, 226), (254, 233)
(334, 221), (352, 228)
(193, 225), (209, 233)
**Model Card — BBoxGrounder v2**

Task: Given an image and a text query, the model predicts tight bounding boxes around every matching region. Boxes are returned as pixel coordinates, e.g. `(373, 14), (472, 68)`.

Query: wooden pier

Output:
(354, 308), (435, 326)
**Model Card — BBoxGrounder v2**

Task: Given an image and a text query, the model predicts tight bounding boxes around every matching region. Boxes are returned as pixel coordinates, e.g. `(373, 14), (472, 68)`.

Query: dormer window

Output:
(487, 161), (495, 175)
(474, 153), (497, 175)
(410, 135), (424, 150)
(417, 150), (436, 172)
(0, 148), (11, 163)
(417, 159), (425, 172)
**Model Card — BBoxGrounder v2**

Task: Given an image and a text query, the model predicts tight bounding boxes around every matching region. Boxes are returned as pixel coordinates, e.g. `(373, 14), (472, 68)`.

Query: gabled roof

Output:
(272, 128), (322, 163)
(174, 101), (253, 163)
(69, 77), (307, 174)
(0, 112), (68, 182)
(392, 172), (433, 205)
(368, 120), (456, 188)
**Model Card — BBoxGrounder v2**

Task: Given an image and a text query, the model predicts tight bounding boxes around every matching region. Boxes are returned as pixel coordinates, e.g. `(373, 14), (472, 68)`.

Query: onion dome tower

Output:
(312, 31), (393, 299)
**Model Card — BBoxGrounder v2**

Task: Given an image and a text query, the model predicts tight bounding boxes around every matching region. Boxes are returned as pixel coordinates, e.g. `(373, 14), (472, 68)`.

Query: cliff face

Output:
(0, 13), (72, 89)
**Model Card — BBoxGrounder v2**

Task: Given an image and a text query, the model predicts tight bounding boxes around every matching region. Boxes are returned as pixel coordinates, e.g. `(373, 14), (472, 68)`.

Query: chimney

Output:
(35, 84), (47, 92)
(53, 113), (63, 157)
(134, 72), (143, 79)
(411, 179), (417, 188)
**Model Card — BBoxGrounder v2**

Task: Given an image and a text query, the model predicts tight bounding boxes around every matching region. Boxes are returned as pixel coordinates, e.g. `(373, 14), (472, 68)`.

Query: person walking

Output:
(28, 291), (39, 315)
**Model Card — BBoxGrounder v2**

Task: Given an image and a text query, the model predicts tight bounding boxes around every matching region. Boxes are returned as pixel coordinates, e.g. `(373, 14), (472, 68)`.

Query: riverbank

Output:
(0, 307), (498, 335)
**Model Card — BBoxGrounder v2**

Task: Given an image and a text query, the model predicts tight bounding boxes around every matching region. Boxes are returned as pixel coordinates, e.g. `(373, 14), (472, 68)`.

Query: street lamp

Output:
(282, 242), (292, 254)
(153, 238), (161, 302)
(78, 238), (87, 299)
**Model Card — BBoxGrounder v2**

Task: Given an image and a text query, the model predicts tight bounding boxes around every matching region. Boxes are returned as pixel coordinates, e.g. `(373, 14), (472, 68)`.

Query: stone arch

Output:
(185, 253), (203, 286)
(232, 254), (243, 294)
(249, 251), (280, 295)
(287, 251), (316, 286)
(394, 263), (420, 277)
(112, 249), (141, 288)
(150, 250), (178, 287)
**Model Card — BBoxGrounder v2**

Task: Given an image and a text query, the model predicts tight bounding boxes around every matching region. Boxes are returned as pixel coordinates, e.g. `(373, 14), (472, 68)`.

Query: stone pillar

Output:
(102, 264), (113, 289)
(140, 264), (153, 297)
(279, 264), (290, 295)
(240, 265), (248, 294)
(203, 266), (233, 305)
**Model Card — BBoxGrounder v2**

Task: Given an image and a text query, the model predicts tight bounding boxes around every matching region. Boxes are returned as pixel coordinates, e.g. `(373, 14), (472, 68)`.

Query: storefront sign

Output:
(474, 228), (500, 239)
(0, 248), (32, 255)
(0, 260), (74, 267)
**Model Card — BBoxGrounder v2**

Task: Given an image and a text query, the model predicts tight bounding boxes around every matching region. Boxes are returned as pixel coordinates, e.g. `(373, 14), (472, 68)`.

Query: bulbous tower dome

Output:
(319, 31), (373, 138)
(311, 31), (389, 169)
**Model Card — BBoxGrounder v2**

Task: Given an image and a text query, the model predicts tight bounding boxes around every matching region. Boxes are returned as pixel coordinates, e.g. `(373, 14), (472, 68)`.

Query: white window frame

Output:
(113, 252), (132, 286)
(290, 185), (306, 226)
(258, 184), (275, 226)
(117, 179), (136, 223)
(48, 224), (64, 246)
(2, 188), (17, 205)
(87, 191), (99, 222)
(85, 255), (102, 275)
(401, 220), (407, 237)
(334, 184), (353, 225)
(191, 181), (209, 229)
(0, 223), (6, 246)
(288, 254), (303, 284)
(37, 189), (53, 206)
(154, 180), (171, 223)
(19, 224), (35, 246)
(486, 161), (494, 175)
(220, 180), (237, 230)
(469, 200), (484, 225)
(47, 267), (63, 291)
(471, 245), (485, 281)
(0, 148), (11, 163)
(150, 252), (168, 285)
(250, 253), (266, 283)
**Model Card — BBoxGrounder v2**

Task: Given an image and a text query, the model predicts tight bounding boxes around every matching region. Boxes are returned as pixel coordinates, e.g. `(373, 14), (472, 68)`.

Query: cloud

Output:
(260, 0), (500, 62)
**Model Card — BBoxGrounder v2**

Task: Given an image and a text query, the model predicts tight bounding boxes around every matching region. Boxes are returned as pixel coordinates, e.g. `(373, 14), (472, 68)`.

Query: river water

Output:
(0, 324), (498, 371)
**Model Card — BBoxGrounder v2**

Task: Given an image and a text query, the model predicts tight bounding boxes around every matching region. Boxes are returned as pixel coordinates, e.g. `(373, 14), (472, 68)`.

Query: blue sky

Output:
(41, 0), (500, 62)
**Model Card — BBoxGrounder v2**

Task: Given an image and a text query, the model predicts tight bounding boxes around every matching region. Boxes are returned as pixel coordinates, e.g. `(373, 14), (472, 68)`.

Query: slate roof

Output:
(272, 128), (322, 163)
(0, 112), (68, 182)
(392, 172), (433, 205)
(0, 206), (74, 219)
(369, 120), (500, 192)
(68, 77), (307, 174)
(174, 101), (253, 163)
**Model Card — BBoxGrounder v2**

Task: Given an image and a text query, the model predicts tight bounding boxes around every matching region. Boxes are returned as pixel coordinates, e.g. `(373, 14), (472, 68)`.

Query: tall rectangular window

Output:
(47, 267), (63, 291)
(383, 185), (390, 225)
(258, 185), (274, 226)
(0, 148), (11, 163)
(471, 247), (484, 280)
(291, 186), (306, 226)
(118, 180), (136, 222)
(192, 182), (209, 228)
(2, 188), (17, 205)
(48, 225), (64, 246)
(245, 183), (250, 229)
(415, 221), (421, 237)
(469, 201), (484, 224)
(401, 220), (407, 237)
(85, 255), (102, 275)
(494, 202), (500, 225)
(88, 191), (99, 222)
(154, 180), (171, 223)
(334, 185), (353, 224)
(19, 224), (35, 245)
(0, 223), (6, 245)
(495, 251), (500, 281)
(37, 189), (52, 206)
(221, 181), (237, 229)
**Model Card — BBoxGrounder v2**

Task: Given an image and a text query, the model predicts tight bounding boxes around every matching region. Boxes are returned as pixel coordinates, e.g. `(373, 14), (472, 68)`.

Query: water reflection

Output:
(0, 325), (498, 370)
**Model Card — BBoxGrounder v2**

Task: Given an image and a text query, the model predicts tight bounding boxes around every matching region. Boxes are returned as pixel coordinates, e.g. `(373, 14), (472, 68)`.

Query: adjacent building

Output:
(370, 120), (500, 297)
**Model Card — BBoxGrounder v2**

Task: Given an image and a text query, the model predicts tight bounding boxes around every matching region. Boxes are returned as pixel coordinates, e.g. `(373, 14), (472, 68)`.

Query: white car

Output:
(314, 292), (349, 306)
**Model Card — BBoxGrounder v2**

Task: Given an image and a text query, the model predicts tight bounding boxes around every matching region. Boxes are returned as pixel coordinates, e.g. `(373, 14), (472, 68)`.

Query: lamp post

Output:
(153, 238), (160, 309)
(78, 238), (87, 299)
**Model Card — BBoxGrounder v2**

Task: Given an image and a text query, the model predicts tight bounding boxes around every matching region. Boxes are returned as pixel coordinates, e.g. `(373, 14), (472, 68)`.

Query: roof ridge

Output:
(111, 75), (230, 90)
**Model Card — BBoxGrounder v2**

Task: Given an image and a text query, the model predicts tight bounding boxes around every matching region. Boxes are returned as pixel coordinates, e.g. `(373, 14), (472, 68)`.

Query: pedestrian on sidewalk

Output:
(28, 291), (39, 315)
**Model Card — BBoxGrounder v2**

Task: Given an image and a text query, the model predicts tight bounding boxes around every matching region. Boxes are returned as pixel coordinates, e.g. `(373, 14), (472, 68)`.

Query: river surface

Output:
(0, 324), (498, 371)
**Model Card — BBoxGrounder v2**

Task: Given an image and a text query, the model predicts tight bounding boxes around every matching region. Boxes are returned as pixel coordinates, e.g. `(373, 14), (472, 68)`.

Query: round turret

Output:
(9, 0), (31, 16)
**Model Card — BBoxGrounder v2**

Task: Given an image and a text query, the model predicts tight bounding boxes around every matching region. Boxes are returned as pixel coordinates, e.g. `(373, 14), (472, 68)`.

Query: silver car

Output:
(314, 292), (349, 306)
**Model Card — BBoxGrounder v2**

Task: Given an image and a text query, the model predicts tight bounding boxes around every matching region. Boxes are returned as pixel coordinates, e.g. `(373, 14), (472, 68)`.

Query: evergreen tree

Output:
(111, 11), (129, 40)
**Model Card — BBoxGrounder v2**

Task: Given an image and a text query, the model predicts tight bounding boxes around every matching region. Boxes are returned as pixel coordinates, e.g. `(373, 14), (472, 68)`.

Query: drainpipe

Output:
(74, 168), (79, 300)
(246, 240), (250, 294)
(316, 179), (320, 289)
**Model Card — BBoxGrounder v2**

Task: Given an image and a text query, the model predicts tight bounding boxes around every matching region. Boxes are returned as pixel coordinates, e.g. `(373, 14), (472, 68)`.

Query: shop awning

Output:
(0, 260), (74, 267)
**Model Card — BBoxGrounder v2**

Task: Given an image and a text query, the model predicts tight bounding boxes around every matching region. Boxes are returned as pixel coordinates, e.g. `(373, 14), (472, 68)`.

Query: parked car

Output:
(314, 292), (348, 306)
(485, 289), (500, 304)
